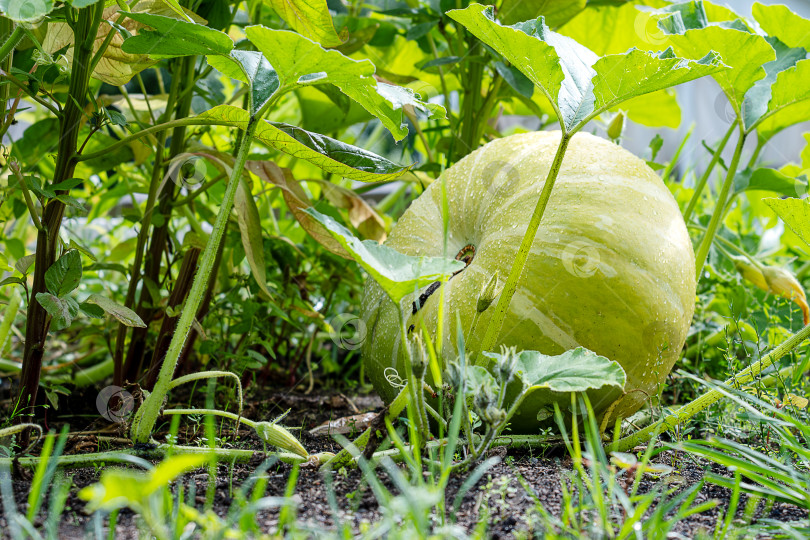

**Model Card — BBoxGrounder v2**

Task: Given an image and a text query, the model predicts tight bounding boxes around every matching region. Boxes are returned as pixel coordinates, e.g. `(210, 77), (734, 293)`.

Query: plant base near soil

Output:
(1, 389), (806, 538)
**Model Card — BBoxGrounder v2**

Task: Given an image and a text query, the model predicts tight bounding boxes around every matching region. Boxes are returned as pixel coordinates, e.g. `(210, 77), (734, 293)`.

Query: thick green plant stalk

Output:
(2, 445), (312, 470)
(0, 23), (22, 64)
(477, 134), (572, 359)
(693, 125), (746, 280)
(683, 122), (736, 221)
(130, 118), (260, 443)
(162, 408), (308, 458)
(608, 322), (810, 452)
(16, 2), (104, 442)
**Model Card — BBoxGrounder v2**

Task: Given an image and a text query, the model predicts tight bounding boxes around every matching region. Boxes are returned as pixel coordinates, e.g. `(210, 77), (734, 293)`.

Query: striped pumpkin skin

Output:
(360, 130), (696, 431)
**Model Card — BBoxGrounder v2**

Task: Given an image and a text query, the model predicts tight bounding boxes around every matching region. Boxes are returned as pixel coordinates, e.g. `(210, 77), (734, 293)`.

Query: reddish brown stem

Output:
(16, 3), (103, 444)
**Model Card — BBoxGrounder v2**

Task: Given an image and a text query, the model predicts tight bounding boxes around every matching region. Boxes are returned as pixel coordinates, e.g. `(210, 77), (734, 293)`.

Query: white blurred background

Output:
(618, 0), (810, 174)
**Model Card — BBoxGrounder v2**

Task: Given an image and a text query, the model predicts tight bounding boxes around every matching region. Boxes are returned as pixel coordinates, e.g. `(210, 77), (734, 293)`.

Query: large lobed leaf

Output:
(244, 25), (444, 140)
(664, 25), (773, 115)
(742, 37), (808, 132)
(756, 60), (810, 140)
(753, 2), (810, 50)
(482, 347), (626, 393)
(591, 47), (724, 114)
(657, 3), (775, 116)
(304, 208), (464, 304)
(207, 50), (280, 118)
(448, 3), (724, 132)
(261, 0), (342, 47)
(447, 4), (569, 124)
(498, 0), (586, 28)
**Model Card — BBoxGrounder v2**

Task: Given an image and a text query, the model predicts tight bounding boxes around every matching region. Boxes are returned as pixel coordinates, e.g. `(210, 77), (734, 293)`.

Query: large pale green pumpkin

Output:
(361, 131), (696, 431)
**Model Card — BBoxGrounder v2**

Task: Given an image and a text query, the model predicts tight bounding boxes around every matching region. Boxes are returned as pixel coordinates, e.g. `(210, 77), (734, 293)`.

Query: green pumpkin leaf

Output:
(498, 0), (585, 28)
(196, 105), (409, 181)
(69, 0), (103, 7)
(495, 347), (627, 393)
(763, 198), (810, 249)
(0, 0), (54, 22)
(661, 20), (774, 116)
(557, 1), (684, 128)
(448, 3), (723, 132)
(207, 50), (280, 118)
(84, 294), (146, 328)
(753, 2), (810, 50)
(733, 167), (808, 197)
(658, 1), (710, 31)
(261, 0), (342, 47)
(591, 47), (724, 115)
(245, 25), (370, 90)
(559, 0), (671, 56)
(755, 60), (810, 140)
(121, 12), (234, 58)
(742, 37), (807, 132)
(36, 293), (79, 331)
(245, 25), (441, 140)
(447, 4), (581, 130)
(304, 208), (465, 304)
(45, 250), (82, 298)
(235, 178), (273, 298)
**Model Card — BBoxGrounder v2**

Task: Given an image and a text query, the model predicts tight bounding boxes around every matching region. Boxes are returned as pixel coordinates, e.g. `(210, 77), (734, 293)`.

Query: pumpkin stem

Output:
(476, 133), (573, 363)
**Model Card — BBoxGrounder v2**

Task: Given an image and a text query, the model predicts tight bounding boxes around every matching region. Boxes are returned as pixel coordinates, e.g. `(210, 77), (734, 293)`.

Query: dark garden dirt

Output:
(0, 387), (807, 539)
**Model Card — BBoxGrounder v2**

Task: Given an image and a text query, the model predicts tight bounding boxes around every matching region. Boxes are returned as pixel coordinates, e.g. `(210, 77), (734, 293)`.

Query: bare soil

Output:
(0, 388), (806, 538)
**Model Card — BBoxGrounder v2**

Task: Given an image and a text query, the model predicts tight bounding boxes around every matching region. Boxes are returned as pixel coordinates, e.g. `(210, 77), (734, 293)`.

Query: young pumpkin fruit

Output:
(361, 131), (696, 431)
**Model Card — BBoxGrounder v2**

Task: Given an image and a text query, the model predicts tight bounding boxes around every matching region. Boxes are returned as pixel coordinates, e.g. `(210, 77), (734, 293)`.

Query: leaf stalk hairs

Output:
(130, 116), (261, 444)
